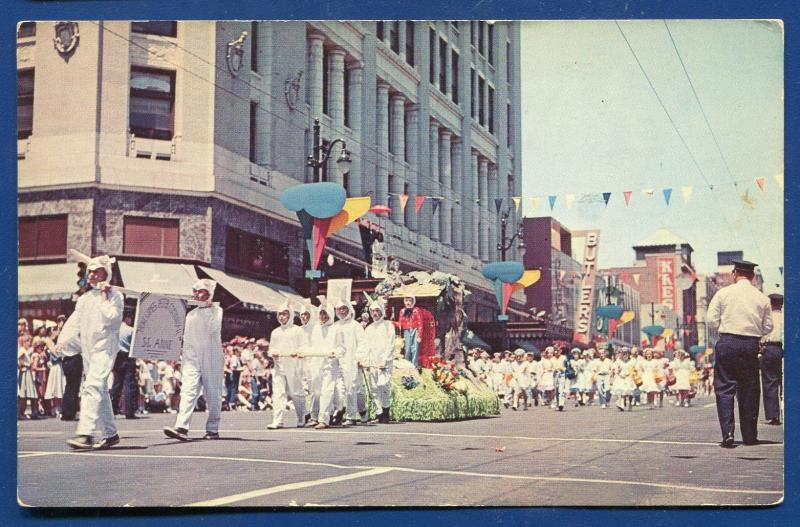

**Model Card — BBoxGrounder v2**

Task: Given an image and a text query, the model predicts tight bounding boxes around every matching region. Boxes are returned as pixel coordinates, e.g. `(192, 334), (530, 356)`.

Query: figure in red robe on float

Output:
(398, 296), (436, 368)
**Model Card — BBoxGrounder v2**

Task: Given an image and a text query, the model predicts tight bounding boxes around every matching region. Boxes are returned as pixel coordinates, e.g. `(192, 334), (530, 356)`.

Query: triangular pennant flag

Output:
(602, 192), (611, 206)
(775, 174), (784, 190)
(756, 177), (765, 191)
(559, 270), (566, 281)
(414, 195), (426, 213)
(548, 195), (557, 210)
(399, 194), (409, 212)
(512, 197), (521, 212)
(643, 189), (654, 197)
(431, 197), (442, 215)
(495, 198), (504, 213)
(681, 186), (693, 203)
(623, 191), (632, 206)
(608, 319), (618, 336)
(565, 194), (575, 209)
(633, 273), (640, 285)
(662, 188), (672, 205)
(530, 196), (539, 210)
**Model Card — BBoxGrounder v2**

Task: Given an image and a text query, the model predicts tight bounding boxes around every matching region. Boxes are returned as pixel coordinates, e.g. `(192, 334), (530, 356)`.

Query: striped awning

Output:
(18, 263), (81, 302)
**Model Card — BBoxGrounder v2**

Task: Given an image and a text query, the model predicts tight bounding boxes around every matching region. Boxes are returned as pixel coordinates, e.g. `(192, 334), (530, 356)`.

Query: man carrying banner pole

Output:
(61, 255), (125, 450)
(164, 279), (224, 441)
(333, 298), (367, 427)
(267, 301), (306, 429)
(363, 300), (395, 424)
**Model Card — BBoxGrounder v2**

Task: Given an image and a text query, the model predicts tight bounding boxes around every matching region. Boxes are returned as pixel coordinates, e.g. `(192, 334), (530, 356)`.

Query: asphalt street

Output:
(17, 395), (783, 508)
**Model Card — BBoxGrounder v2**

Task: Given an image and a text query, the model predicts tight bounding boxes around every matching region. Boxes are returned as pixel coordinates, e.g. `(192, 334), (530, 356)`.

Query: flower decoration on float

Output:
(480, 261), (541, 321)
(280, 182), (371, 278)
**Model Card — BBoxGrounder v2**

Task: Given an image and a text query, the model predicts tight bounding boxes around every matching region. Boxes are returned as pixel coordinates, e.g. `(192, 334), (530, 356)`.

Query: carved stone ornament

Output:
(226, 31), (248, 77)
(53, 21), (79, 56)
(284, 70), (303, 111)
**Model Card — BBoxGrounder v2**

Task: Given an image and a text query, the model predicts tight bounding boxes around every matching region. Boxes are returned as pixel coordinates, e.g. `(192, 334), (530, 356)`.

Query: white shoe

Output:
(601, 404), (607, 409)
(267, 423), (282, 430)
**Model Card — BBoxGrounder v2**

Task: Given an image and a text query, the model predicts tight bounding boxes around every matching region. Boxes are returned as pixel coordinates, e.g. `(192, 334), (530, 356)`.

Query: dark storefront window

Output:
(131, 21), (178, 37)
(19, 215), (67, 261)
(225, 227), (289, 283)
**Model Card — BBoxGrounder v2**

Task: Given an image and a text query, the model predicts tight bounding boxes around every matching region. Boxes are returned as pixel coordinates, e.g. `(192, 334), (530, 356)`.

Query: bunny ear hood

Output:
(318, 304), (335, 326)
(192, 279), (217, 297)
(277, 300), (294, 327)
(368, 300), (386, 319)
(87, 254), (116, 279)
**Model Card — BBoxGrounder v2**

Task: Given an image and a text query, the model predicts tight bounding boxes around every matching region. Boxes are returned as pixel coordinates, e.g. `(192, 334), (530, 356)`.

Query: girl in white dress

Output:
(594, 348), (613, 408)
(671, 350), (693, 407)
(511, 349), (531, 410)
(526, 353), (539, 406)
(611, 349), (636, 411)
(653, 349), (669, 408)
(568, 348), (585, 407)
(638, 348), (662, 409)
(538, 347), (555, 407)
(581, 349), (597, 406)
(488, 353), (504, 398)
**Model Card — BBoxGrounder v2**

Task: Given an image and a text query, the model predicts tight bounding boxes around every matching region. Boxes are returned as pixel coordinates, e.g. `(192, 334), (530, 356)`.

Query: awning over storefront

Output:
(196, 266), (288, 312)
(511, 340), (540, 355)
(19, 263), (80, 302)
(117, 261), (198, 298)
(268, 281), (306, 306)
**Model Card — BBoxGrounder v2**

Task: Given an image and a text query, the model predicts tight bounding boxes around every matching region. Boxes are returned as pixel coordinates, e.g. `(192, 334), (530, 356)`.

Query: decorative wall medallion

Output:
(226, 31), (248, 77)
(284, 70), (303, 110)
(53, 21), (79, 57)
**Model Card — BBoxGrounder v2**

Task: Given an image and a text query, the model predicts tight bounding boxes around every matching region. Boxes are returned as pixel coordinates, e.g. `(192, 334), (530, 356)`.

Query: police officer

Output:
(707, 260), (773, 448)
(110, 310), (138, 419)
(760, 293), (783, 425)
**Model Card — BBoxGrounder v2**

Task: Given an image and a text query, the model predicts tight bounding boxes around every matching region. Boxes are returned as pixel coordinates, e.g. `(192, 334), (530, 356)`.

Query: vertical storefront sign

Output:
(656, 257), (676, 310)
(573, 230), (600, 344)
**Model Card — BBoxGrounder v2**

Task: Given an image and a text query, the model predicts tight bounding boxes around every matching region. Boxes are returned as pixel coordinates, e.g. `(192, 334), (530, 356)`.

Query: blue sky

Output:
(520, 20), (783, 292)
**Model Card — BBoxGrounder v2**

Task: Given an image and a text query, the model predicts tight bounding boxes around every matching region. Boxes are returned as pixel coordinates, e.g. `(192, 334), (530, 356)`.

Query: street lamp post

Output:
(496, 211), (525, 261)
(304, 118), (352, 304)
(306, 118), (352, 183)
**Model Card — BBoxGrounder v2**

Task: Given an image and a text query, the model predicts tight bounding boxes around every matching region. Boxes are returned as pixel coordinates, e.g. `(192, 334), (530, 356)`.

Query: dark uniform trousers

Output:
(61, 354), (83, 420)
(760, 343), (783, 422)
(714, 334), (761, 442)
(110, 351), (138, 417)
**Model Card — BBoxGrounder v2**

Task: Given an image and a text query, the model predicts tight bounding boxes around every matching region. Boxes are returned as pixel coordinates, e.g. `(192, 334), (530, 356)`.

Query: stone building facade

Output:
(18, 20), (525, 324)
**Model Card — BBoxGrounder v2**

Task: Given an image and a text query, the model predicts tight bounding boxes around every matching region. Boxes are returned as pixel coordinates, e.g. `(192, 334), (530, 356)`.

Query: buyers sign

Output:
(130, 292), (187, 361)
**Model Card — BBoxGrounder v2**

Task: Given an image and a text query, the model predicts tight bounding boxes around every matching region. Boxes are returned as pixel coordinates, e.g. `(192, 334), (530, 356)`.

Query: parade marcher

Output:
(363, 300), (395, 423)
(333, 299), (368, 426)
(110, 311), (138, 419)
(488, 353), (503, 395)
(760, 293), (783, 425)
(707, 260), (773, 448)
(312, 304), (342, 429)
(499, 351), (515, 408)
(267, 301), (306, 429)
(538, 347), (555, 406)
(639, 348), (662, 409)
(552, 346), (568, 411)
(527, 353), (540, 406)
(671, 349), (694, 407)
(594, 348), (613, 409)
(511, 349), (532, 411)
(60, 255), (125, 449)
(567, 348), (584, 407)
(298, 302), (319, 425)
(398, 296), (425, 368)
(164, 279), (224, 441)
(581, 349), (597, 406)
(611, 348), (635, 412)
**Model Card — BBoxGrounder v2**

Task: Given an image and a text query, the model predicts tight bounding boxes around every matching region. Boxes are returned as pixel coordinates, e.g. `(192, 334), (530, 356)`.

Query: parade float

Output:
(368, 268), (501, 421)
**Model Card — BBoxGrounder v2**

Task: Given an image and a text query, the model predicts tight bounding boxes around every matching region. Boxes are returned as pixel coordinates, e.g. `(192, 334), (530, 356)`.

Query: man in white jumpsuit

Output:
(267, 301), (306, 429)
(333, 299), (367, 426)
(164, 279), (223, 441)
(363, 300), (395, 424)
(312, 304), (342, 429)
(298, 302), (321, 426)
(62, 255), (124, 450)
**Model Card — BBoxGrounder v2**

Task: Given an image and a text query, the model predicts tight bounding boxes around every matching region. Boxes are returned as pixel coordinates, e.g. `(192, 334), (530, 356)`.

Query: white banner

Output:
(327, 279), (353, 306)
(130, 292), (187, 361)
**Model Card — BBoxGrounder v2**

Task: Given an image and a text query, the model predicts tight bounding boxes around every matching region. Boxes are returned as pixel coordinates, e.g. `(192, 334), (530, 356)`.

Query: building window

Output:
(405, 21), (415, 67)
(376, 21), (385, 41)
(250, 22), (259, 73)
(225, 227), (290, 283)
(478, 76), (485, 125)
(507, 102), (512, 147)
(17, 69), (34, 140)
(17, 22), (36, 38)
(19, 215), (67, 261)
(123, 216), (179, 257)
(451, 50), (459, 104)
(478, 21), (485, 55)
(249, 102), (258, 163)
(488, 86), (495, 134)
(438, 37), (447, 93)
(131, 21), (177, 37)
(322, 47), (330, 116)
(488, 23), (494, 65)
(506, 41), (511, 82)
(429, 28), (436, 84)
(470, 68), (476, 118)
(129, 67), (175, 140)
(390, 21), (400, 53)
(343, 66), (351, 128)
